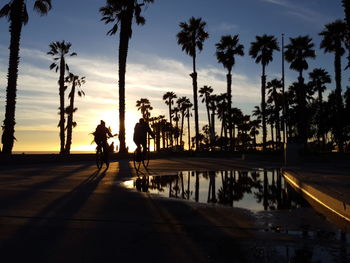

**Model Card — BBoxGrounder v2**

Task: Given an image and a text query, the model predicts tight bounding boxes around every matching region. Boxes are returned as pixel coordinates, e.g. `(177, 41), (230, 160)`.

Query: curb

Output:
(283, 170), (350, 223)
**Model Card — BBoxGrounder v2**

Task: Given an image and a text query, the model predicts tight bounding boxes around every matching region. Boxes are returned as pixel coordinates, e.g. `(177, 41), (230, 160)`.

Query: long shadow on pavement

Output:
(0, 167), (108, 262)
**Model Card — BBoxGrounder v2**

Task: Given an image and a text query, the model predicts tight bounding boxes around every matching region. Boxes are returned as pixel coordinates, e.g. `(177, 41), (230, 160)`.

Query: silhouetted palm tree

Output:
(177, 96), (191, 147)
(249, 34), (280, 151)
(308, 68), (331, 148)
(342, 0), (350, 69)
(199, 85), (213, 142)
(177, 17), (209, 150)
(47, 41), (77, 155)
(285, 35), (315, 147)
(0, 0), (52, 154)
(184, 101), (193, 150)
(100, 0), (154, 153)
(266, 79), (283, 147)
(216, 35), (244, 151)
(136, 98), (153, 121)
(64, 73), (85, 154)
(320, 20), (347, 151)
(163, 91), (177, 146)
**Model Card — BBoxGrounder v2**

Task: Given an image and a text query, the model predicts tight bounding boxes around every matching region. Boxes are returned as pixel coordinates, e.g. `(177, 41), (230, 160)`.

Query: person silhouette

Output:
(133, 118), (155, 157)
(93, 120), (113, 153)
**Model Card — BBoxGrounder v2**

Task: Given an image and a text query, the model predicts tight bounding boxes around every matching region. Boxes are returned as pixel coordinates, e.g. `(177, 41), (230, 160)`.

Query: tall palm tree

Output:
(177, 96), (191, 147)
(199, 85), (213, 142)
(184, 101), (193, 150)
(216, 93), (229, 139)
(308, 68), (331, 148)
(47, 41), (77, 155)
(0, 0), (52, 154)
(285, 35), (315, 147)
(266, 79), (283, 147)
(249, 34), (280, 151)
(216, 35), (244, 151)
(163, 91), (177, 146)
(136, 98), (152, 121)
(177, 17), (209, 150)
(64, 73), (85, 154)
(320, 20), (347, 151)
(342, 0), (350, 69)
(100, 0), (154, 153)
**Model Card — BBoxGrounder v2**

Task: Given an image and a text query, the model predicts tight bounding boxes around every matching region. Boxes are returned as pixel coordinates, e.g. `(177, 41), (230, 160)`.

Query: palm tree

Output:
(320, 20), (347, 151)
(342, 0), (350, 69)
(199, 85), (213, 142)
(308, 68), (331, 148)
(184, 101), (193, 150)
(172, 107), (180, 146)
(100, 0), (154, 153)
(216, 35), (244, 151)
(64, 73), (86, 154)
(266, 79), (283, 147)
(0, 0), (52, 154)
(47, 41), (77, 155)
(285, 35), (315, 147)
(177, 17), (209, 150)
(136, 98), (153, 121)
(177, 96), (191, 147)
(163, 91), (177, 146)
(249, 34), (280, 151)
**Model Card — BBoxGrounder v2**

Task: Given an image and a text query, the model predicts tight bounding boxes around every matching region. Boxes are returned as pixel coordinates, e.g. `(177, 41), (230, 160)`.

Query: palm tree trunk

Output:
(205, 99), (211, 143)
(118, 11), (133, 154)
(180, 112), (185, 147)
(261, 66), (267, 151)
(318, 88), (326, 149)
(59, 56), (66, 155)
(168, 101), (173, 147)
(65, 81), (76, 154)
(334, 52), (344, 152)
(191, 52), (199, 150)
(227, 72), (233, 151)
(187, 109), (191, 150)
(2, 1), (23, 154)
(297, 73), (307, 148)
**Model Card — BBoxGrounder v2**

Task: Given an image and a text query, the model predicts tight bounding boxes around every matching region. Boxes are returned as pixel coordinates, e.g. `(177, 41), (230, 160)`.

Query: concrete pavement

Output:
(0, 157), (349, 262)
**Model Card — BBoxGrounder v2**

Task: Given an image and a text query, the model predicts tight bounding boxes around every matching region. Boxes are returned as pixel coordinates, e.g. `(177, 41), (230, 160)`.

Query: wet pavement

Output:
(0, 157), (349, 262)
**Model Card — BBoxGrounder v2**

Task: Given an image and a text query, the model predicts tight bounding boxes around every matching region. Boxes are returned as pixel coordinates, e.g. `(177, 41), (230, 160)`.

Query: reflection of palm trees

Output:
(207, 171), (217, 203)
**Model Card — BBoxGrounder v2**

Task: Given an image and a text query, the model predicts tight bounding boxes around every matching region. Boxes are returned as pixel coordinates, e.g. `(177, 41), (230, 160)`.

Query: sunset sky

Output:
(0, 0), (346, 153)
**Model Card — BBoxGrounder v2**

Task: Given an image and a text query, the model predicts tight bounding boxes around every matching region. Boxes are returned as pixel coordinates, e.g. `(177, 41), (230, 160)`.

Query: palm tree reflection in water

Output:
(132, 169), (308, 211)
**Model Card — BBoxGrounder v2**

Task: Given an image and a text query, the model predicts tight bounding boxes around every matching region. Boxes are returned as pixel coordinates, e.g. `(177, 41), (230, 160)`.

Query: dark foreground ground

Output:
(0, 156), (349, 262)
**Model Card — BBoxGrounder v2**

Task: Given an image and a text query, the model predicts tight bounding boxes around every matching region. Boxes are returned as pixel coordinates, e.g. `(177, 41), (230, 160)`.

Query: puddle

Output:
(123, 169), (350, 261)
(123, 170), (308, 212)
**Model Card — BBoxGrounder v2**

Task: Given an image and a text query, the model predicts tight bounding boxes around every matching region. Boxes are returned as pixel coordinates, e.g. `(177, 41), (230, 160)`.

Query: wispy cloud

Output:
(261, 0), (333, 25)
(210, 22), (239, 32)
(0, 46), (260, 151)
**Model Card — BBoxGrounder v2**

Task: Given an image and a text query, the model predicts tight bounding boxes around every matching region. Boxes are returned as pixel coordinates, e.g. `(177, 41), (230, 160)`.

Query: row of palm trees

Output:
(1, 0), (350, 154)
(47, 41), (86, 155)
(175, 12), (350, 152)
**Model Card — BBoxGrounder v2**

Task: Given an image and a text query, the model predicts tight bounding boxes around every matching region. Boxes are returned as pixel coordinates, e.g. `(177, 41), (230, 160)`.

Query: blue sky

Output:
(0, 0), (346, 152)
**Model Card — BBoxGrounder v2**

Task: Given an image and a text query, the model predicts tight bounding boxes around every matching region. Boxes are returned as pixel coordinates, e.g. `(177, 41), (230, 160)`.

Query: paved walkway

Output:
(0, 157), (348, 262)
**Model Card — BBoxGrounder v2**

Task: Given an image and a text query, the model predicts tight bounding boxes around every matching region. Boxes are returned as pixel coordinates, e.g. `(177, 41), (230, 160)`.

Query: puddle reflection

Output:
(124, 170), (308, 212)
